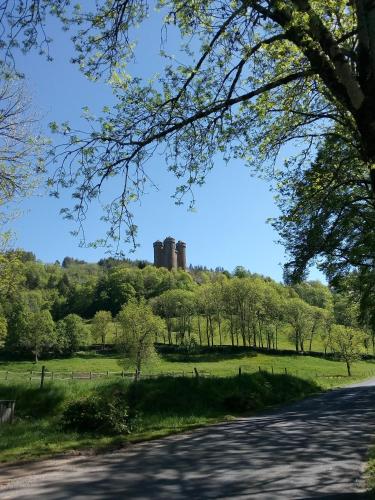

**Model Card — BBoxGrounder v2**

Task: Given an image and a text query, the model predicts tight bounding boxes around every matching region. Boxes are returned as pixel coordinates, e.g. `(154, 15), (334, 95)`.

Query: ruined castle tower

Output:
(163, 237), (177, 270)
(153, 237), (187, 270)
(153, 240), (164, 268)
(176, 241), (186, 270)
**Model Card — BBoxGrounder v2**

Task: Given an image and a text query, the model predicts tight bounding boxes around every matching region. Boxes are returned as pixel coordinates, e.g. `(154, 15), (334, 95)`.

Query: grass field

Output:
(1, 349), (375, 464)
(1, 348), (375, 388)
(0, 372), (319, 463)
(104, 322), (332, 353)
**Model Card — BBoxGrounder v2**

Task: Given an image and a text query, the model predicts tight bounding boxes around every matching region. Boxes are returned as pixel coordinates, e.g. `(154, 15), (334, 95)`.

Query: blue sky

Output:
(8, 9), (324, 282)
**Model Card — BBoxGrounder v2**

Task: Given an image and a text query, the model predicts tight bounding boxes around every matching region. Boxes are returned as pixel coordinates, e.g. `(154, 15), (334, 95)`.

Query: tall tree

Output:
(285, 297), (316, 353)
(116, 299), (165, 380)
(273, 134), (375, 284)
(19, 309), (56, 363)
(44, 1), (375, 247)
(330, 324), (365, 377)
(4, 1), (375, 249)
(0, 77), (45, 237)
(153, 288), (195, 345)
(56, 313), (88, 355)
(91, 310), (113, 346)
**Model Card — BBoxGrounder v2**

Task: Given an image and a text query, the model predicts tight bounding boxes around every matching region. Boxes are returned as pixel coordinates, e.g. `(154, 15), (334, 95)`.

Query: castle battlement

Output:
(153, 237), (186, 270)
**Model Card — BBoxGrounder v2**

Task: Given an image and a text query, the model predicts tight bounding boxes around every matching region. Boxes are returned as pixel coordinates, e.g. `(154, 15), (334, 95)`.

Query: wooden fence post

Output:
(238, 367), (242, 377)
(194, 367), (199, 378)
(40, 365), (46, 389)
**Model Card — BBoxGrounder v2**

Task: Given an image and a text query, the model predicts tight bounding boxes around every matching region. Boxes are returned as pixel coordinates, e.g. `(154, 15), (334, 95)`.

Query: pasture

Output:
(1, 348), (375, 463)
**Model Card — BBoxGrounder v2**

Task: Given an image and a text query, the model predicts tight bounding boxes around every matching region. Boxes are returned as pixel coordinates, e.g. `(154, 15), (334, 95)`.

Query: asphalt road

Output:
(1, 379), (375, 499)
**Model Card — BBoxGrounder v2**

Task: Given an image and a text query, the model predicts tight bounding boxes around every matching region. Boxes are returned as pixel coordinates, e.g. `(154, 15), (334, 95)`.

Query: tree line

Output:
(0, 2), (374, 353)
(0, 250), (370, 368)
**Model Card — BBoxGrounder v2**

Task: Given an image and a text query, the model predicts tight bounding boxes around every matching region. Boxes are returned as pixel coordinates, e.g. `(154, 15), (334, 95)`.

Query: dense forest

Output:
(0, 249), (371, 362)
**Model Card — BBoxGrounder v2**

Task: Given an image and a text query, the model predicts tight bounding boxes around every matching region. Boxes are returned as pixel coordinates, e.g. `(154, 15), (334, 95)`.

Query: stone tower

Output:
(153, 240), (164, 268)
(163, 237), (177, 270)
(153, 237), (187, 270)
(176, 241), (186, 269)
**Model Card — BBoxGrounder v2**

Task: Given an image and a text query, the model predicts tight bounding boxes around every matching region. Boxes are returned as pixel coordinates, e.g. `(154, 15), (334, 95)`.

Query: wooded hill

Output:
(0, 250), (370, 361)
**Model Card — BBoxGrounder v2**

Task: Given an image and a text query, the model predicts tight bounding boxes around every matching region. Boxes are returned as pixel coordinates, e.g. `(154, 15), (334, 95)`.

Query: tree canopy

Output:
(0, 248), (372, 363)
(117, 298), (165, 379)
(273, 133), (375, 283)
(1, 1), (375, 251)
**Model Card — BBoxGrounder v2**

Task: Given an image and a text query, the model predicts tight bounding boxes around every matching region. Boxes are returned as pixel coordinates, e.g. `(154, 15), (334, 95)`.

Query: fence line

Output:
(0, 369), (212, 382)
(0, 366), (373, 383)
(239, 365), (374, 380)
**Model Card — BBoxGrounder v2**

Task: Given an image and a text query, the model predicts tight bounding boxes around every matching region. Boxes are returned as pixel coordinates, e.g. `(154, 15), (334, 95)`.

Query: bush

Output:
(126, 372), (319, 418)
(62, 391), (135, 435)
(221, 393), (260, 413)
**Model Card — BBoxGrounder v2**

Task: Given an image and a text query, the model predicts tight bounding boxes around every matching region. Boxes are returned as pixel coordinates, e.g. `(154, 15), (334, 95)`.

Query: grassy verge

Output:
(1, 350), (375, 464)
(0, 371), (320, 463)
(366, 449), (375, 496)
(1, 349), (375, 389)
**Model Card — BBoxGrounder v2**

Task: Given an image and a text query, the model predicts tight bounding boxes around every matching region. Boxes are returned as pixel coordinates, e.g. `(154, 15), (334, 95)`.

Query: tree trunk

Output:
(167, 321), (172, 345)
(258, 320), (264, 348)
(209, 316), (214, 347)
(275, 325), (278, 350)
(206, 317), (210, 346)
(197, 316), (202, 346)
(246, 324), (251, 346)
(309, 331), (314, 352)
(346, 360), (351, 377)
(135, 354), (141, 381)
(241, 329), (246, 346)
(267, 331), (271, 350)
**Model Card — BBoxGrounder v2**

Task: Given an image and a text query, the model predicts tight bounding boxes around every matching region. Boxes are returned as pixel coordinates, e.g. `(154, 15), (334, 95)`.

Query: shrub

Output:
(62, 392), (135, 435)
(221, 393), (260, 413)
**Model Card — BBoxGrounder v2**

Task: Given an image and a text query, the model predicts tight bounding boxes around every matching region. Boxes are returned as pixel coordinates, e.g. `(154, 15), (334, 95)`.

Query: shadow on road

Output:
(315, 494), (374, 499)
(2, 384), (375, 499)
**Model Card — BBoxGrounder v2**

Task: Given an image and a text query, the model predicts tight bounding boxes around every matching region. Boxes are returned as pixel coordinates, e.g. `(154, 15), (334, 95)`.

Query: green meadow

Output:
(1, 348), (375, 463)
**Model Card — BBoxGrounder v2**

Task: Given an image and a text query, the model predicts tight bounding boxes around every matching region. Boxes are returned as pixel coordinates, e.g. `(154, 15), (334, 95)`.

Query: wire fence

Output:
(0, 365), (374, 384)
(251, 366), (375, 380)
(0, 368), (212, 383)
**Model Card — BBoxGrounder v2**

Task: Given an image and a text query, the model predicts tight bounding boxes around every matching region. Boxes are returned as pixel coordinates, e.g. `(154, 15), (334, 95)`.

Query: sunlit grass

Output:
(0, 371), (319, 463)
(1, 348), (375, 464)
(1, 349), (375, 390)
